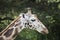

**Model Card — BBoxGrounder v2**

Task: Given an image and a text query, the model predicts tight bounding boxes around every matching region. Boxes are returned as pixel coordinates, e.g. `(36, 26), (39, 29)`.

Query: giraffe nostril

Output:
(0, 37), (4, 40)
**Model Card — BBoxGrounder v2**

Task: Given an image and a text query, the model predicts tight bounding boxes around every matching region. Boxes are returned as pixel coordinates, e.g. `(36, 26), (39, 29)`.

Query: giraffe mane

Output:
(0, 16), (21, 35)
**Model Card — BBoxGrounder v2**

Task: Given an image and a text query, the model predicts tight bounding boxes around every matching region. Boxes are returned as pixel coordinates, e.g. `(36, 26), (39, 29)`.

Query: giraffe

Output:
(0, 8), (49, 40)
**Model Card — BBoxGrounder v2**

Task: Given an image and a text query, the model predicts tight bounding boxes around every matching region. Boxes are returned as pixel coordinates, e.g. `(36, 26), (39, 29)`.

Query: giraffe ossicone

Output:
(0, 8), (49, 40)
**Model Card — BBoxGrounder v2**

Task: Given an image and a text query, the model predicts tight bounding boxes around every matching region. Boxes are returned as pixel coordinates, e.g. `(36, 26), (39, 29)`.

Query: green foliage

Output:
(0, 0), (60, 40)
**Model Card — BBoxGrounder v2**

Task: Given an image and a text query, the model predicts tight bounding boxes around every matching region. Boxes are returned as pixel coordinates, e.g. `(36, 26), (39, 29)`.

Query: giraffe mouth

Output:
(41, 28), (49, 34)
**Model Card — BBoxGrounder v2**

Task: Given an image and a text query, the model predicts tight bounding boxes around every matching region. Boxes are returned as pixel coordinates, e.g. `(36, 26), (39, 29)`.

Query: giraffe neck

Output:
(0, 14), (26, 40)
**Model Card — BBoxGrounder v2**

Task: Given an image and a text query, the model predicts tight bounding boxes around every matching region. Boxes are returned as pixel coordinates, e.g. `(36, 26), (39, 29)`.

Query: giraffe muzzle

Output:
(41, 28), (49, 34)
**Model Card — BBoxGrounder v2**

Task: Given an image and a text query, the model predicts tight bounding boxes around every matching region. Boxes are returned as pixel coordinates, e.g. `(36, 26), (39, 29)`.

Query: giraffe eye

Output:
(31, 19), (36, 22)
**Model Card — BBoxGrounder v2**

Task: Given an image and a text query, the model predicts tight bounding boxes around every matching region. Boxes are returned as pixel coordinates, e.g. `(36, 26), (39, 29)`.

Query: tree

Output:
(0, 0), (60, 40)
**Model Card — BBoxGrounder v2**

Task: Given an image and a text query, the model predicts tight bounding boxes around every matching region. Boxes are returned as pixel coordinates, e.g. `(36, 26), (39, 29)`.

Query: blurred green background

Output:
(0, 0), (60, 40)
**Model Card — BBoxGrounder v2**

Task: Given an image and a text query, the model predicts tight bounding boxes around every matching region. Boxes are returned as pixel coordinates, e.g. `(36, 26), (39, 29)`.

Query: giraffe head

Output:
(22, 8), (49, 34)
(28, 14), (49, 34)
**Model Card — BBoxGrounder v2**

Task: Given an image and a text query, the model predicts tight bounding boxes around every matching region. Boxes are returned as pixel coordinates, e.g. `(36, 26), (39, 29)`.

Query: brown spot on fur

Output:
(29, 25), (32, 27)
(15, 22), (21, 27)
(12, 28), (18, 38)
(0, 37), (4, 40)
(20, 26), (22, 29)
(0, 16), (20, 36)
(16, 19), (20, 22)
(10, 23), (15, 27)
(4, 28), (14, 37)
(0, 34), (2, 36)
